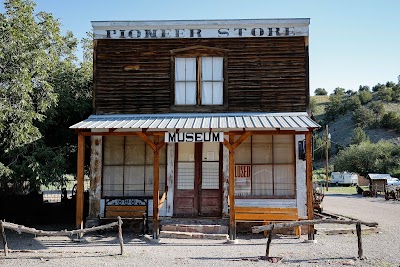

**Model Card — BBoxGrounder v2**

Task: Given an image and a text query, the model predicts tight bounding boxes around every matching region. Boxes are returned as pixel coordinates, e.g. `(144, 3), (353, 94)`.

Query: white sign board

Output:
(165, 132), (224, 143)
(92, 19), (309, 39)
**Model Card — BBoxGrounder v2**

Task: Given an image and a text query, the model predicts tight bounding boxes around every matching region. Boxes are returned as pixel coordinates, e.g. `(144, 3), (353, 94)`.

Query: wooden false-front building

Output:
(71, 18), (319, 240)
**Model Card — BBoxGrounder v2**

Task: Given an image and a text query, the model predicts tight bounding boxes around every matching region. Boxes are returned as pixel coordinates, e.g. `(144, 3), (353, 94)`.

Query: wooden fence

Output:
(0, 217), (124, 257)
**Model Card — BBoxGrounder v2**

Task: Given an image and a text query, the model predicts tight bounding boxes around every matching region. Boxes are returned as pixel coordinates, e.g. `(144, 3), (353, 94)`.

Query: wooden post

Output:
(76, 133), (85, 231)
(265, 224), (274, 258)
(325, 125), (329, 191)
(118, 217), (124, 255)
(229, 134), (236, 240)
(0, 221), (9, 257)
(305, 131), (314, 240)
(153, 136), (160, 240)
(356, 221), (363, 259)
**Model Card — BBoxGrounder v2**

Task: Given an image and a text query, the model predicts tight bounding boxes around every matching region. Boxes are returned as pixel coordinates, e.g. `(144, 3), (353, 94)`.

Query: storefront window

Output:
(234, 135), (295, 198)
(102, 136), (166, 197)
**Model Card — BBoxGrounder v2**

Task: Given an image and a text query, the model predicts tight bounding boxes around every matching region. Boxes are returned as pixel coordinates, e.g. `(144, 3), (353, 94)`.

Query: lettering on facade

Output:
(104, 27), (295, 39)
(165, 132), (224, 143)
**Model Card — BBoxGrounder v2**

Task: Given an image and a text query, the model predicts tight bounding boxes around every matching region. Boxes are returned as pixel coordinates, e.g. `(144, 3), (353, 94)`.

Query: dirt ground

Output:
(1, 194), (399, 267)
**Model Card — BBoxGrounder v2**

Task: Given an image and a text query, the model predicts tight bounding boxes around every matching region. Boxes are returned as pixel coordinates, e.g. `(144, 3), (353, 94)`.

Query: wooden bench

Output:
(235, 207), (300, 237)
(101, 197), (149, 235)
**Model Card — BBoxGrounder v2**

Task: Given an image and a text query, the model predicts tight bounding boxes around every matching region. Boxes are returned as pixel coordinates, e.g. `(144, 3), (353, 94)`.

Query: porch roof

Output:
(70, 112), (320, 131)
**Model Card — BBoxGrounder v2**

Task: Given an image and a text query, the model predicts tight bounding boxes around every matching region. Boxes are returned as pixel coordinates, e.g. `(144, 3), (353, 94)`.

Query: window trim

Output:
(170, 46), (228, 109)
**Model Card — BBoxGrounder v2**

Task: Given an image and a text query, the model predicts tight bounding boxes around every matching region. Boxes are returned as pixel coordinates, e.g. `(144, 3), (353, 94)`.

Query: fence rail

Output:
(0, 217), (124, 256)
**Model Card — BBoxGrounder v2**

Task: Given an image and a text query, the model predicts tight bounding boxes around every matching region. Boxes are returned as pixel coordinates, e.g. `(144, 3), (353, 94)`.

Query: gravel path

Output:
(1, 194), (399, 267)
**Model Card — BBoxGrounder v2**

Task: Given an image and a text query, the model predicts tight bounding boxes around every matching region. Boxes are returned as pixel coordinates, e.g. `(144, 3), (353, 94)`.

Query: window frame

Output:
(170, 46), (228, 110)
(234, 134), (297, 199)
(101, 135), (167, 198)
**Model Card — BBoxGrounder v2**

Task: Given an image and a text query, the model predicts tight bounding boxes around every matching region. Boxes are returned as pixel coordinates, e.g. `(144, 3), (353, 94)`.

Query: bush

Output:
(381, 112), (400, 129)
(358, 91), (372, 105)
(314, 88), (328, 96)
(352, 107), (376, 128)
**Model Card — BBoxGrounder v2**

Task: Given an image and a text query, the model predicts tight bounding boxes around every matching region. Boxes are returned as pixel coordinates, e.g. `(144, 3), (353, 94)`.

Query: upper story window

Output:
(171, 46), (227, 107)
(175, 57), (224, 105)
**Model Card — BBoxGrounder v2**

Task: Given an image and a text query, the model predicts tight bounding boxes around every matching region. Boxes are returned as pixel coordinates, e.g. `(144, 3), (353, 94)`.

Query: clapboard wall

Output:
(94, 37), (308, 114)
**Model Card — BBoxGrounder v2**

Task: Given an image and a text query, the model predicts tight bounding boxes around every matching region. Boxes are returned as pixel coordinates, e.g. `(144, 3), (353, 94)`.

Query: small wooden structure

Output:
(367, 174), (390, 195)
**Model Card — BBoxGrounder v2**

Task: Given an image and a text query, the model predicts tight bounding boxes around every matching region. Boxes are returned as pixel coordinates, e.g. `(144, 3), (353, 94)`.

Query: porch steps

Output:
(160, 219), (229, 240)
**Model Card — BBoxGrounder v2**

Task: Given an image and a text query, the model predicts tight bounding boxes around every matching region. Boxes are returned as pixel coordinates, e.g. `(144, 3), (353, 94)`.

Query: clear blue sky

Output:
(2, 0), (399, 94)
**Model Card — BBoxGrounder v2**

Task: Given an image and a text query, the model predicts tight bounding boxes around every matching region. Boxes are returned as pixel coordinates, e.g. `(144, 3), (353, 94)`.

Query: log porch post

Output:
(153, 135), (160, 239)
(76, 133), (85, 230)
(228, 134), (236, 240)
(305, 130), (314, 240)
(223, 131), (251, 241)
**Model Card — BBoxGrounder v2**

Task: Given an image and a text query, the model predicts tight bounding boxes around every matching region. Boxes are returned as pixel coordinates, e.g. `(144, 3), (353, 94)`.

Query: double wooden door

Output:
(173, 142), (222, 217)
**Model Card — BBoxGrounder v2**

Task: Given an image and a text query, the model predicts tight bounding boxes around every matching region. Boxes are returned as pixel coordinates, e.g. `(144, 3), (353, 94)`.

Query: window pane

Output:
(202, 142), (219, 161)
(103, 166), (124, 196)
(201, 57), (213, 80)
(201, 81), (213, 105)
(175, 58), (186, 81)
(212, 82), (223, 105)
(252, 135), (273, 164)
(104, 136), (124, 165)
(145, 165), (154, 196)
(274, 165), (295, 196)
(178, 143), (194, 161)
(177, 162), (195, 189)
(124, 166), (145, 196)
(175, 82), (186, 104)
(202, 162), (219, 189)
(252, 165), (273, 196)
(185, 58), (196, 81)
(212, 57), (223, 80)
(274, 143), (294, 163)
(125, 136), (145, 165)
(186, 82), (197, 105)
(235, 137), (251, 164)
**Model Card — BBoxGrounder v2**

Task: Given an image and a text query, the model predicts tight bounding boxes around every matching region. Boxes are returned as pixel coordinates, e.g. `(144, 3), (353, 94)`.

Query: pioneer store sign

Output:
(92, 19), (309, 40)
(165, 132), (224, 143)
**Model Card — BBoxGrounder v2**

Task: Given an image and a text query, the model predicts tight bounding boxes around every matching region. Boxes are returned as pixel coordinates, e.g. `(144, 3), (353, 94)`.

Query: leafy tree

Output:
(377, 87), (393, 102)
(386, 81), (396, 88)
(0, 0), (92, 193)
(332, 87), (345, 96)
(372, 83), (385, 92)
(314, 88), (328, 96)
(358, 85), (370, 92)
(358, 90), (372, 105)
(344, 95), (361, 111)
(334, 141), (400, 177)
(352, 107), (376, 128)
(370, 101), (385, 118)
(381, 112), (400, 130)
(351, 127), (368, 145)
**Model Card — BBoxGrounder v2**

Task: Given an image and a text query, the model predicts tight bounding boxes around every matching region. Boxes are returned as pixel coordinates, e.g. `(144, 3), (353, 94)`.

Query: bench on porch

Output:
(100, 197), (149, 235)
(235, 206), (300, 237)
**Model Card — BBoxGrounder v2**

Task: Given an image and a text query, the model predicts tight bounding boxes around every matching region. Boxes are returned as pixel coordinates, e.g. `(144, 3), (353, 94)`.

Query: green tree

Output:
(314, 88), (328, 96)
(352, 107), (376, 128)
(377, 87), (393, 102)
(372, 83), (385, 92)
(0, 0), (92, 192)
(358, 85), (370, 92)
(351, 127), (368, 145)
(334, 141), (400, 177)
(358, 90), (372, 105)
(381, 111), (400, 129)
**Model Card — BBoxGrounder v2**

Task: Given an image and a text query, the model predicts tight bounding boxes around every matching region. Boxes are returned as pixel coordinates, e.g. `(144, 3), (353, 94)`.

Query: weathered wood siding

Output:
(94, 37), (308, 114)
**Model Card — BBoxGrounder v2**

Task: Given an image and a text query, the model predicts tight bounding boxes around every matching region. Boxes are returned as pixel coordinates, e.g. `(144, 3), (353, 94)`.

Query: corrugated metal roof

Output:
(367, 174), (392, 180)
(70, 112), (320, 131)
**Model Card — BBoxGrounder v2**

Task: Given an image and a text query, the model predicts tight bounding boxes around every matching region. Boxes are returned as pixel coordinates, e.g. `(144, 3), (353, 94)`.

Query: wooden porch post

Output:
(305, 131), (314, 240)
(153, 136), (160, 239)
(76, 133), (85, 230)
(229, 134), (236, 240)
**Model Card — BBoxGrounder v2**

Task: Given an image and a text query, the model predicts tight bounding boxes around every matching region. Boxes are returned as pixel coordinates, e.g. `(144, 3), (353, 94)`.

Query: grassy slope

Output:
(311, 95), (400, 148)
